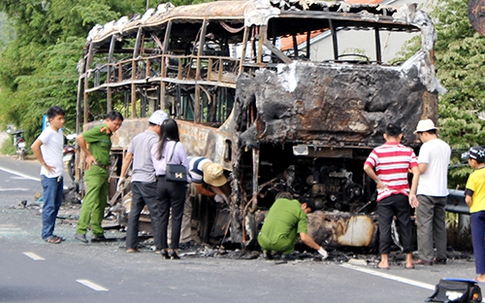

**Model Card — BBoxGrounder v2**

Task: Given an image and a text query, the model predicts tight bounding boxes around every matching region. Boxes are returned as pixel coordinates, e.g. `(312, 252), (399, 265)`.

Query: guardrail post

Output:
(458, 213), (470, 235)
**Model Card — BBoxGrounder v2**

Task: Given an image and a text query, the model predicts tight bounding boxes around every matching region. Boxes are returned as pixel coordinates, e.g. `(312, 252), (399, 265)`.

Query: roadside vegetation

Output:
(0, 137), (15, 155)
(0, 0), (196, 144)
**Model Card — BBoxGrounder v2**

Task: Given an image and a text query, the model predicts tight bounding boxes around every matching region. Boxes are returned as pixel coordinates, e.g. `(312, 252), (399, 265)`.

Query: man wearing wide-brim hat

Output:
(187, 157), (230, 203)
(414, 118), (451, 266)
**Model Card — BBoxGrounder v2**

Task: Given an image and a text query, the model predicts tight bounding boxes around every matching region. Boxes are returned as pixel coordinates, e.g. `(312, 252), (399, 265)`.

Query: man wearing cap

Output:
(414, 119), (451, 265)
(188, 157), (230, 202)
(118, 110), (168, 253)
(364, 123), (420, 269)
(464, 146), (485, 282)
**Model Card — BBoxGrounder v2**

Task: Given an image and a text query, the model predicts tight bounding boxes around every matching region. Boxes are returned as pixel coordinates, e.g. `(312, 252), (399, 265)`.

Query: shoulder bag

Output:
(165, 142), (187, 182)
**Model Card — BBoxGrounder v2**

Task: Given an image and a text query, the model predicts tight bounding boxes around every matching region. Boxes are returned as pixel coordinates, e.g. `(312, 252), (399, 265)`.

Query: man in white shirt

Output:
(414, 119), (451, 265)
(31, 106), (66, 244)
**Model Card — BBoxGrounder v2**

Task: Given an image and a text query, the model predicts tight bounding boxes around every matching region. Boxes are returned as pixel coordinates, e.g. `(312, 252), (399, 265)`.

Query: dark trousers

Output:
(156, 177), (187, 250)
(471, 211), (485, 275)
(378, 194), (414, 254)
(126, 181), (161, 250)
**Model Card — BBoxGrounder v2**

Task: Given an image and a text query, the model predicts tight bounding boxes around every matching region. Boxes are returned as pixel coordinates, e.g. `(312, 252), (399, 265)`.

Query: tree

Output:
(424, 0), (485, 187)
(0, 0), (156, 140)
(0, 0), (209, 141)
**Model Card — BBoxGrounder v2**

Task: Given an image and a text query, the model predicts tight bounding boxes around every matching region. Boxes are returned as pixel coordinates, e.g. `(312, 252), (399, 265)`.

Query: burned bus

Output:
(76, 0), (443, 249)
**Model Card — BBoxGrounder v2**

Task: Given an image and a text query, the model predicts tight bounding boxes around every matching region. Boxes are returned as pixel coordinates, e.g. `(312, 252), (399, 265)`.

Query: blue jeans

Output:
(471, 211), (485, 275)
(41, 175), (63, 240)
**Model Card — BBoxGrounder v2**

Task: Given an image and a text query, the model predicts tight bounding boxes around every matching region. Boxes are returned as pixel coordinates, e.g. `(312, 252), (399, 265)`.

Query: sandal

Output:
(414, 259), (433, 266)
(44, 236), (62, 244)
(52, 235), (65, 242)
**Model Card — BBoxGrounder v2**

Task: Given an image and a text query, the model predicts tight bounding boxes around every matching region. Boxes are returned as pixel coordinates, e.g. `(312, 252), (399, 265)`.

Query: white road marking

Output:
(76, 279), (109, 291)
(0, 226), (27, 236)
(0, 187), (29, 191)
(0, 166), (41, 182)
(0, 165), (68, 189)
(340, 263), (435, 290)
(23, 252), (45, 261)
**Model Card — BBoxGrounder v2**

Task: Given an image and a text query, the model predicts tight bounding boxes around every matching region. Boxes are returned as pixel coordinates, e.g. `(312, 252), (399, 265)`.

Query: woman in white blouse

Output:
(151, 119), (189, 259)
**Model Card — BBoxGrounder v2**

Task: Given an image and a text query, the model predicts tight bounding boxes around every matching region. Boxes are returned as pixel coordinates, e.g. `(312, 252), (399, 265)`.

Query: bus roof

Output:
(87, 0), (418, 45)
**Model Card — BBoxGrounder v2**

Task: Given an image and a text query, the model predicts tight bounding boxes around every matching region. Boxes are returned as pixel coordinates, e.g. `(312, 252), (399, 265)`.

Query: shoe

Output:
(263, 250), (273, 260)
(126, 248), (139, 253)
(160, 249), (170, 259)
(91, 234), (107, 242)
(44, 235), (62, 244)
(405, 264), (415, 269)
(434, 258), (447, 265)
(414, 259), (433, 266)
(170, 251), (180, 260)
(74, 233), (88, 243)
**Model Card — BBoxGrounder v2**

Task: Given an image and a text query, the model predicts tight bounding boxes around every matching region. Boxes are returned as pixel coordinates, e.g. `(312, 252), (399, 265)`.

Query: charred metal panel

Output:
(89, 118), (236, 172)
(236, 61), (438, 149)
(177, 120), (237, 172)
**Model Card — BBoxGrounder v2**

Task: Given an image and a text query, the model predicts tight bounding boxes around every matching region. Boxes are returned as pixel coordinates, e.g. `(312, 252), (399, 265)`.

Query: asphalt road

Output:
(0, 155), (482, 303)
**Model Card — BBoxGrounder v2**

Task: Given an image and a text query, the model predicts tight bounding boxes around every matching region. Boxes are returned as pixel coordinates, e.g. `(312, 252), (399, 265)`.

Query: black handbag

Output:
(165, 142), (187, 182)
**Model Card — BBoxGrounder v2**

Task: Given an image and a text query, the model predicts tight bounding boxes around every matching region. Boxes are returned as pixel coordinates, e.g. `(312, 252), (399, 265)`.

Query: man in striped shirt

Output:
(364, 123), (420, 269)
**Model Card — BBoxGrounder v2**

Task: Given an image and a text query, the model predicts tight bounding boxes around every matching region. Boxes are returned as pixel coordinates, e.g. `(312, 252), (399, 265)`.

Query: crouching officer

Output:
(258, 192), (328, 261)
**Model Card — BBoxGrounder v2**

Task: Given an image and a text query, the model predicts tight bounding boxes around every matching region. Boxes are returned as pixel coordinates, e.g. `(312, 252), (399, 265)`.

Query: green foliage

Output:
(399, 0), (485, 188)
(0, 136), (15, 155)
(0, 0), (212, 143)
(426, 0), (485, 188)
(0, 0), (153, 143)
(0, 12), (14, 49)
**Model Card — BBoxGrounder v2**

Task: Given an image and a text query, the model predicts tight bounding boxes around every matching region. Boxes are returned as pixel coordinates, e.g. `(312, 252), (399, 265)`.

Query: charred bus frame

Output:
(76, 0), (442, 248)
